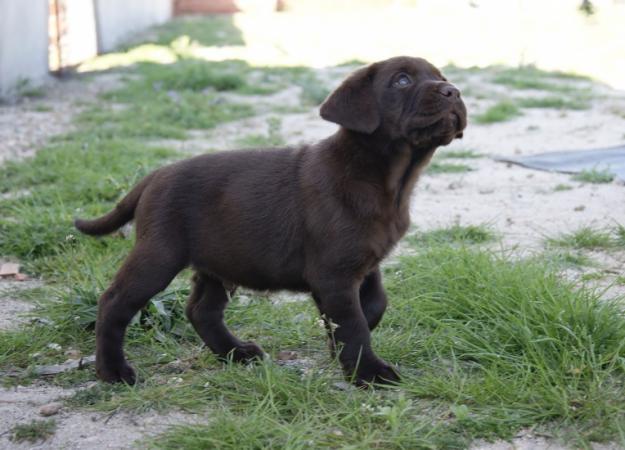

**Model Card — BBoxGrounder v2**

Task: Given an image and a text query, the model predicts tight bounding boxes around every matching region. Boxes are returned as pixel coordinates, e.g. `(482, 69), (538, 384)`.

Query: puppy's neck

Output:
(330, 128), (437, 210)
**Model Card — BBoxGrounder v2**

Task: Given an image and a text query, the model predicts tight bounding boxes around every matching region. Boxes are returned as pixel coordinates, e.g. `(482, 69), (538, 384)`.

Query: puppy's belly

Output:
(191, 251), (308, 292)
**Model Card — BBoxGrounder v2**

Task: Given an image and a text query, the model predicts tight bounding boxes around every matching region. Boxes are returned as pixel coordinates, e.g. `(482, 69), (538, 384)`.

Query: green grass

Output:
(439, 149), (482, 159)
(554, 184), (574, 192)
(408, 224), (496, 246)
(615, 224), (625, 246)
(546, 226), (616, 250)
(474, 101), (521, 124)
(142, 15), (245, 47)
(32, 104), (53, 112)
(236, 117), (286, 148)
(491, 65), (590, 92)
(15, 78), (46, 99)
(545, 250), (595, 269)
(137, 246), (625, 448)
(427, 161), (472, 174)
(517, 96), (591, 110)
(10, 419), (56, 443)
(572, 169), (615, 184)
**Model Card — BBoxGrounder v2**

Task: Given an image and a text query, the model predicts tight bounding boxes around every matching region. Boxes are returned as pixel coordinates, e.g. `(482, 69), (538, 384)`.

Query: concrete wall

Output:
(0, 0), (49, 96)
(95, 0), (173, 52)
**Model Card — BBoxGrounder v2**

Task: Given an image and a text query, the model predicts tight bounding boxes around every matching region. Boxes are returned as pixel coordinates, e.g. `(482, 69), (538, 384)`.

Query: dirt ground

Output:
(1, 63), (624, 448)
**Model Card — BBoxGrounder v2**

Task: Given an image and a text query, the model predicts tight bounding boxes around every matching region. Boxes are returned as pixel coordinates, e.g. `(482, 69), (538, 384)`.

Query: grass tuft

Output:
(408, 224), (496, 246)
(10, 419), (56, 443)
(474, 101), (521, 124)
(572, 169), (614, 184)
(547, 226), (615, 250)
(491, 65), (589, 92)
(615, 224), (625, 246)
(427, 162), (472, 174)
(439, 149), (482, 159)
(554, 184), (573, 192)
(518, 96), (590, 110)
(545, 250), (595, 269)
(236, 117), (285, 148)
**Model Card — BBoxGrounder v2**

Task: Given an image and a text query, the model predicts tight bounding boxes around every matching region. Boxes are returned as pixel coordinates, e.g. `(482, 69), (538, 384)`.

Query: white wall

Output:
(0, 0), (49, 96)
(94, 0), (172, 53)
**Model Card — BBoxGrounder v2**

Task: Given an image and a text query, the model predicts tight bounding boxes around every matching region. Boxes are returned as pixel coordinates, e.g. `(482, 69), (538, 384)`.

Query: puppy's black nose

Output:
(438, 84), (460, 98)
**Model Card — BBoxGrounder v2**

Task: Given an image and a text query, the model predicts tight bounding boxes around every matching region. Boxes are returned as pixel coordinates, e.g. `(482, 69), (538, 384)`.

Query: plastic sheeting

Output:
(496, 145), (625, 181)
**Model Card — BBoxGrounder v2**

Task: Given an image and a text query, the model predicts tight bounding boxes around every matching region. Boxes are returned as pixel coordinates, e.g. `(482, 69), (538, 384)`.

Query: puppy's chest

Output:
(364, 209), (410, 262)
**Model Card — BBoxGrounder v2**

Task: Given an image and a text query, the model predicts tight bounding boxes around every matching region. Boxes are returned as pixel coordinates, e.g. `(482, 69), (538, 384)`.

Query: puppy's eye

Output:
(393, 74), (412, 88)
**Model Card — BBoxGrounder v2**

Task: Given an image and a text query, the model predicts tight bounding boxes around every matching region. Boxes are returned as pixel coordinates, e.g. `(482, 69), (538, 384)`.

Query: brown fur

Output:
(75, 56), (467, 386)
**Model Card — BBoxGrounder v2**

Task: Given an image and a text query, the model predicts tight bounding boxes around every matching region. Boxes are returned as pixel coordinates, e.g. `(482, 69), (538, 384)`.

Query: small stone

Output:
(47, 343), (62, 351)
(574, 205), (586, 211)
(64, 349), (81, 359)
(39, 402), (62, 416)
(0, 262), (20, 277)
(332, 381), (354, 391)
(277, 350), (298, 361)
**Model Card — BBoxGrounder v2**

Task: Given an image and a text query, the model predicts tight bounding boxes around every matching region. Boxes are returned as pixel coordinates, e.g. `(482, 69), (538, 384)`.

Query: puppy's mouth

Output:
(406, 102), (467, 147)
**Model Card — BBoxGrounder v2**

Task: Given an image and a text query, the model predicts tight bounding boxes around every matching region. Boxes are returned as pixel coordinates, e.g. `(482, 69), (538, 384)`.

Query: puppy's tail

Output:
(74, 173), (154, 236)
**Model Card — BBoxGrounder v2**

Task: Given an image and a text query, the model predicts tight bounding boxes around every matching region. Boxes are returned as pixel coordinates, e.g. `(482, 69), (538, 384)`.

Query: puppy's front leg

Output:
(313, 281), (399, 386)
(359, 268), (388, 331)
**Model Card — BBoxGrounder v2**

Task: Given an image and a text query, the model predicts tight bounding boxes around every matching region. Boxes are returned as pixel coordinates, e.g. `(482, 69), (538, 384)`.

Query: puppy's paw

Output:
(96, 361), (137, 385)
(225, 341), (265, 364)
(352, 358), (400, 388)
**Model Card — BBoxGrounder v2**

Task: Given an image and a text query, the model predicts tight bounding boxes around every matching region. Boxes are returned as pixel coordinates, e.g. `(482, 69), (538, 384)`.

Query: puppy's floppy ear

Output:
(320, 65), (380, 134)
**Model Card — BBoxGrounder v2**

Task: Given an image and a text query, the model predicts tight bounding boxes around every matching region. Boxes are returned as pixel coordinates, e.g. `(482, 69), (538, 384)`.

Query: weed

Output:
(337, 59), (367, 67)
(491, 66), (589, 92)
(236, 117), (285, 148)
(32, 105), (53, 112)
(66, 384), (117, 408)
(144, 15), (244, 47)
(572, 169), (614, 184)
(580, 272), (605, 282)
(518, 96), (590, 110)
(15, 78), (46, 99)
(383, 247), (625, 444)
(547, 227), (615, 250)
(554, 184), (573, 192)
(427, 162), (472, 174)
(545, 251), (595, 269)
(439, 149), (482, 159)
(474, 101), (521, 124)
(408, 224), (496, 246)
(615, 224), (625, 246)
(10, 419), (56, 443)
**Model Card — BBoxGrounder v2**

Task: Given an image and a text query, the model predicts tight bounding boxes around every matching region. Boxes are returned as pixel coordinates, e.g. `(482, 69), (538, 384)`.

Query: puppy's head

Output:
(320, 56), (467, 149)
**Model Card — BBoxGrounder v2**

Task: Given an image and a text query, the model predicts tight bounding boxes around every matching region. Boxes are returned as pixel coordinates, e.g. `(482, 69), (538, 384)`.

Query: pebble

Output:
(39, 402), (63, 416)
(277, 350), (298, 361)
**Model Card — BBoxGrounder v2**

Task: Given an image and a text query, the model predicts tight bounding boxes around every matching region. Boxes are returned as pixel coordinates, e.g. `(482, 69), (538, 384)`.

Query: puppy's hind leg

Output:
(96, 244), (185, 384)
(186, 273), (264, 363)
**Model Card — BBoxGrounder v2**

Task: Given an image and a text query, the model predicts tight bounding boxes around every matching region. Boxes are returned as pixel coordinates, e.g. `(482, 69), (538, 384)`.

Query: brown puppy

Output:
(75, 56), (467, 386)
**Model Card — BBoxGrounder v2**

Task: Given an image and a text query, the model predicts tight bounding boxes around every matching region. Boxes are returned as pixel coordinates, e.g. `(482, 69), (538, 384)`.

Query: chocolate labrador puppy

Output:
(75, 56), (466, 386)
